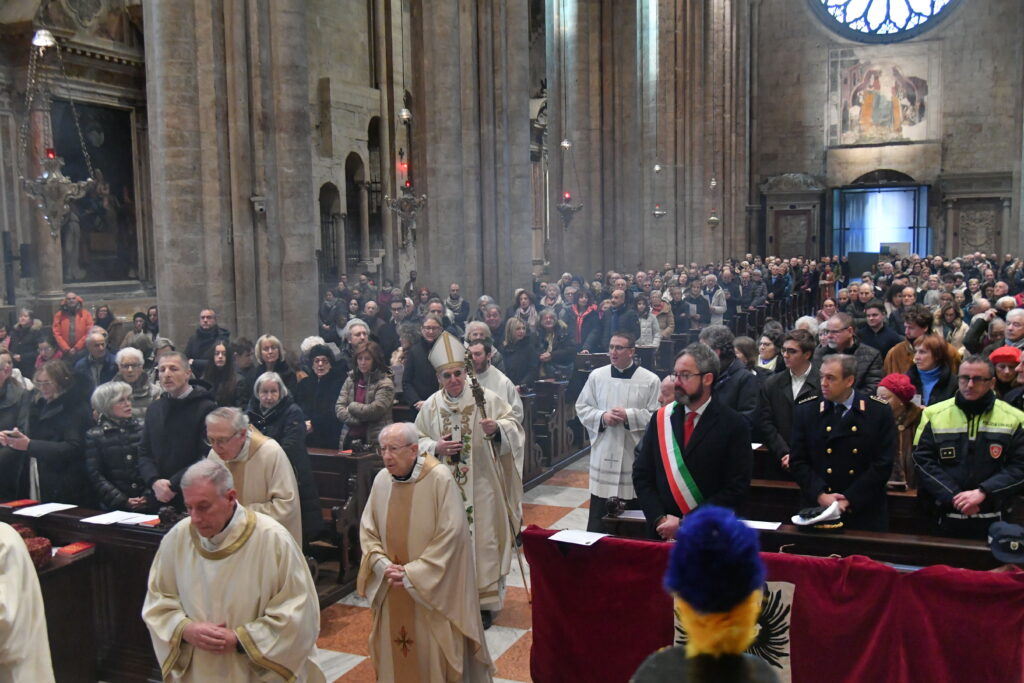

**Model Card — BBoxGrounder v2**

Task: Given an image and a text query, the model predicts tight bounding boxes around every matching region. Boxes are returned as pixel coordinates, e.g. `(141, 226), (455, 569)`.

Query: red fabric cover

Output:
(23, 535), (52, 570)
(523, 526), (1024, 683)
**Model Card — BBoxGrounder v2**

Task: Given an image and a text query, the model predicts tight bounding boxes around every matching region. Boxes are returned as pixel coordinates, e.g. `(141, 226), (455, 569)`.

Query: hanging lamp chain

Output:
(53, 40), (95, 179)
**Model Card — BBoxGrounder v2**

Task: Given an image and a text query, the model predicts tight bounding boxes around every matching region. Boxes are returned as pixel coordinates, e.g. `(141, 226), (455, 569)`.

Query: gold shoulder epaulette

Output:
(870, 395), (889, 405)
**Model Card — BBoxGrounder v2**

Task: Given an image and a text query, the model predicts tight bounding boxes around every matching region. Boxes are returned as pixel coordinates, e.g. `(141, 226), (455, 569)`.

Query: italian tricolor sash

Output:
(656, 401), (703, 514)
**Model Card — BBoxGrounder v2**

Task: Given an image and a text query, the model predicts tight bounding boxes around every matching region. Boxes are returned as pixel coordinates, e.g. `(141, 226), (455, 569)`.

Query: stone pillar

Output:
(144, 0), (316, 350)
(944, 199), (956, 256)
(412, 0), (532, 299)
(359, 181), (371, 266)
(1002, 197), (1012, 257)
(28, 92), (64, 300)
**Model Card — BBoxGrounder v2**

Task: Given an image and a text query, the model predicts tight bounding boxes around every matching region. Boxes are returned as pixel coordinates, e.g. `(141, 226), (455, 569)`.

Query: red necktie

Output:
(684, 411), (698, 447)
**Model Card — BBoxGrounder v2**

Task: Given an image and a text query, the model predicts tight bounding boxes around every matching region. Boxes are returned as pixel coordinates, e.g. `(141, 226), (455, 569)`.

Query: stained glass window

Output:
(811, 0), (962, 43)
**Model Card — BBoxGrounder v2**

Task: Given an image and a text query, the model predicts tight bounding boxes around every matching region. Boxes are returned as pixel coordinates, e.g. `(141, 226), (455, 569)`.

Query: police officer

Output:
(789, 353), (896, 531)
(913, 354), (1024, 539)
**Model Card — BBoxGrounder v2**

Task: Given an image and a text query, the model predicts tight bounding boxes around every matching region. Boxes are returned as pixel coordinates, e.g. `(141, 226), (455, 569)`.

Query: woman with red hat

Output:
(876, 373), (922, 490)
(988, 345), (1021, 398)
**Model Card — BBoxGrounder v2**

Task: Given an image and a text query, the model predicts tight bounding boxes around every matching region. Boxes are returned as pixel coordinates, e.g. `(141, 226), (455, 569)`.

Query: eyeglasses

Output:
(758, 341), (773, 348)
(957, 375), (993, 385)
(204, 430), (245, 448)
(118, 363), (142, 369)
(780, 348), (802, 355)
(673, 371), (708, 382)
(380, 443), (415, 454)
(440, 370), (464, 380)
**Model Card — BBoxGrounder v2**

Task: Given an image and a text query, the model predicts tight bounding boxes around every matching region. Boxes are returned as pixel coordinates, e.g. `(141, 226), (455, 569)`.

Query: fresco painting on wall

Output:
(827, 47), (939, 147)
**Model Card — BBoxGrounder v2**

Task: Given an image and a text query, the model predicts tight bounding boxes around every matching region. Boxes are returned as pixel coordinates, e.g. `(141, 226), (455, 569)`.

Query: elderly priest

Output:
(415, 332), (525, 627)
(359, 422), (493, 681)
(142, 459), (324, 682)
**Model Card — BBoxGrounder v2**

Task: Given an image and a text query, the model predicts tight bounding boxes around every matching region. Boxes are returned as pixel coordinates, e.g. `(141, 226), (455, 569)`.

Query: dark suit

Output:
(789, 392), (896, 531)
(766, 276), (787, 302)
(633, 398), (753, 539)
(759, 367), (821, 462)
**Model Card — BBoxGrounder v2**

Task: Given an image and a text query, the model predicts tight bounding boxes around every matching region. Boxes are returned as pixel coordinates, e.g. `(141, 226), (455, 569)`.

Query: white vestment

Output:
(0, 523), (55, 683)
(475, 365), (524, 424)
(207, 428), (302, 547)
(576, 364), (661, 499)
(142, 504), (324, 682)
(415, 386), (525, 610)
(358, 454), (493, 682)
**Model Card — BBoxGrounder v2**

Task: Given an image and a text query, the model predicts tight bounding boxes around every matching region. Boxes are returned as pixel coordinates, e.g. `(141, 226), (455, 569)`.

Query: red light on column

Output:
(563, 191), (571, 201)
(45, 148), (56, 159)
(405, 180), (412, 188)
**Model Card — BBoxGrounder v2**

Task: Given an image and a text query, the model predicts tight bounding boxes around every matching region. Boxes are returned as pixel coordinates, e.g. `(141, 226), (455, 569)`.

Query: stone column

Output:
(359, 181), (371, 267)
(1002, 197), (1012, 257)
(944, 199), (956, 256)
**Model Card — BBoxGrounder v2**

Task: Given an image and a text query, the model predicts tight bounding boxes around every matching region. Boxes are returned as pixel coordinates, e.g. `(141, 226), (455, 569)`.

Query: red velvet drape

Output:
(523, 526), (1024, 683)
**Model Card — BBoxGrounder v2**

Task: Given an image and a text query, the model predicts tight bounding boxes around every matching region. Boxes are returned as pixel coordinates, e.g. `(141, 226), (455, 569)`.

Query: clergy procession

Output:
(3, 0), (1024, 679)
(4, 250), (1024, 682)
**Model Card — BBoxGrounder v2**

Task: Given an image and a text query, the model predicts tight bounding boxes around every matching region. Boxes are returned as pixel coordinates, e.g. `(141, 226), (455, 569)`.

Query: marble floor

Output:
(315, 456), (592, 682)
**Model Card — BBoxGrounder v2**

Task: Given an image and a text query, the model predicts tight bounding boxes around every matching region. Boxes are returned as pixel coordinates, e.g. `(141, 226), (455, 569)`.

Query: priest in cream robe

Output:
(415, 332), (525, 623)
(467, 338), (523, 423)
(359, 422), (493, 682)
(575, 331), (661, 532)
(0, 522), (55, 683)
(203, 407), (302, 547)
(142, 459), (324, 682)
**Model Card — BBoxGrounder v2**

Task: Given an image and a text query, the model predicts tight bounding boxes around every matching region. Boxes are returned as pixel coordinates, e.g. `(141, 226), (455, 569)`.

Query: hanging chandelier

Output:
(19, 29), (95, 239)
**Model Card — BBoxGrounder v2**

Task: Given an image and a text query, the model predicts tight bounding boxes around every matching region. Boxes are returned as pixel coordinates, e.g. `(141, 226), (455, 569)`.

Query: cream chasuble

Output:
(142, 504), (324, 682)
(415, 386), (525, 610)
(0, 522), (55, 683)
(358, 454), (493, 682)
(575, 364), (661, 499)
(206, 428), (303, 547)
(475, 366), (524, 424)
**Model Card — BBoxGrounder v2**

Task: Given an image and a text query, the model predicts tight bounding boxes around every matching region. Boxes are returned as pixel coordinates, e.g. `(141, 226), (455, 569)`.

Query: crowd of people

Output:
(3, 250), (1024, 680)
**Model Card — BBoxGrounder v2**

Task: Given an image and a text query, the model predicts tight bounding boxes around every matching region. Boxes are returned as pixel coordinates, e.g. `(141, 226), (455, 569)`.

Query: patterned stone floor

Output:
(315, 456), (592, 682)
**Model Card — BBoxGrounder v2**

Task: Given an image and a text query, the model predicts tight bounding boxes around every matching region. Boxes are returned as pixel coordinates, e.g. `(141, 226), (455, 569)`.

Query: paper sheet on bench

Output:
(13, 502), (77, 517)
(743, 520), (782, 530)
(550, 529), (608, 546)
(81, 510), (159, 525)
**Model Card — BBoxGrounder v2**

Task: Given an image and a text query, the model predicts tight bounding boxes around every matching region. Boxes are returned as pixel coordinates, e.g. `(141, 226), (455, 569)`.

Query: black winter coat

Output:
(137, 382), (217, 503)
(85, 416), (152, 511)
(295, 368), (345, 449)
(247, 395), (324, 542)
(9, 325), (40, 377)
(401, 337), (439, 406)
(502, 334), (541, 388)
(9, 391), (95, 505)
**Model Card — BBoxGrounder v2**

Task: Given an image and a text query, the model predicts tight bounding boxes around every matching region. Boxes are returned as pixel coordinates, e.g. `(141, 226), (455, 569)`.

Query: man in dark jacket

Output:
(813, 312), (884, 394)
(72, 330), (119, 392)
(633, 342), (753, 540)
(759, 330), (820, 469)
(137, 351), (217, 509)
(184, 309), (231, 361)
(790, 354), (895, 531)
(0, 354), (30, 433)
(698, 325), (759, 431)
(857, 300), (904, 359)
(586, 289), (640, 352)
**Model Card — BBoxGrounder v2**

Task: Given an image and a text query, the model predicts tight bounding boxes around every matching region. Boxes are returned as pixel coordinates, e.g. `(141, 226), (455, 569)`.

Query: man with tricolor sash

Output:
(633, 342), (753, 540)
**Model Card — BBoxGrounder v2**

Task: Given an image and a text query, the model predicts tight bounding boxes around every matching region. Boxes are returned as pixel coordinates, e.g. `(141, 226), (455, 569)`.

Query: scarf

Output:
(954, 389), (996, 417)
(445, 295), (464, 313)
(571, 303), (597, 343)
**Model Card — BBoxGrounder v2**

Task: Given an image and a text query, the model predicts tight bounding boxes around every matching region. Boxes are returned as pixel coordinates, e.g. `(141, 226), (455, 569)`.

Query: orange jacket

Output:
(52, 299), (94, 353)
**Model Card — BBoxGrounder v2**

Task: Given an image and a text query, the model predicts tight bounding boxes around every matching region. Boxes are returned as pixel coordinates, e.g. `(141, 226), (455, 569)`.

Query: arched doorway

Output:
(344, 152), (366, 278)
(833, 169), (931, 259)
(318, 183), (341, 284)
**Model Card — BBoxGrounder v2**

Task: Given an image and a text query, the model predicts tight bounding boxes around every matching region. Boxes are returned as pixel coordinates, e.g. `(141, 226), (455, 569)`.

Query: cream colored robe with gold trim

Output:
(358, 455), (493, 682)
(142, 504), (324, 682)
(0, 522), (55, 683)
(207, 428), (303, 547)
(415, 386), (525, 610)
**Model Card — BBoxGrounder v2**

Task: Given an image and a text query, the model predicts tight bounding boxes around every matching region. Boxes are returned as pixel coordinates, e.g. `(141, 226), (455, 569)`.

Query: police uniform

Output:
(789, 391), (896, 531)
(912, 393), (1024, 538)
